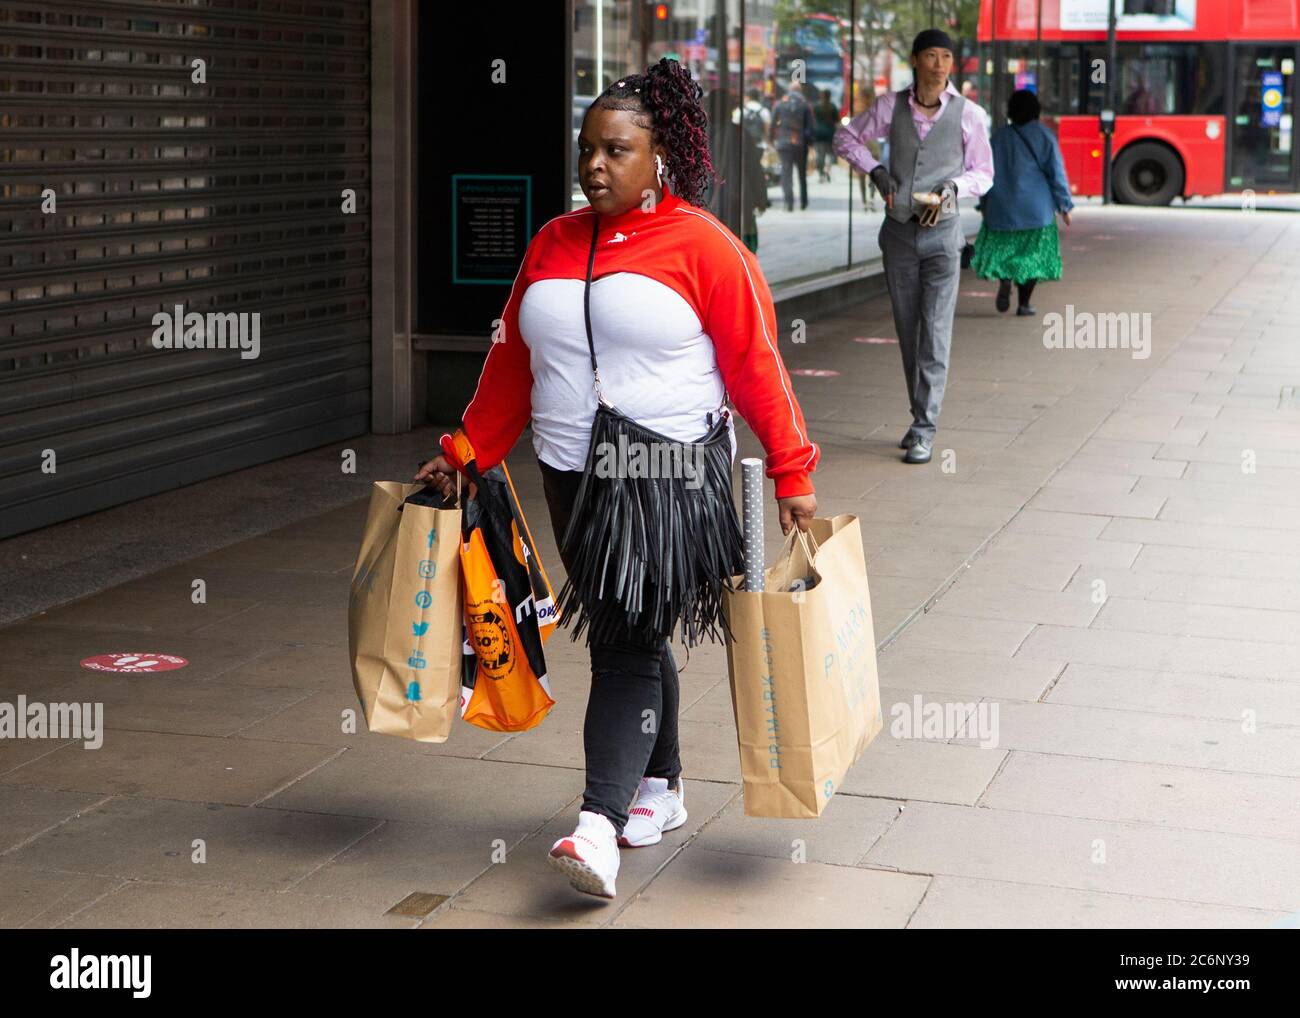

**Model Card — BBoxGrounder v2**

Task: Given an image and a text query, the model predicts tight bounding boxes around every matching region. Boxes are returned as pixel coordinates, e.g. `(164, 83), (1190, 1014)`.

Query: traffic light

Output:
(650, 1), (671, 42)
(637, 0), (673, 53)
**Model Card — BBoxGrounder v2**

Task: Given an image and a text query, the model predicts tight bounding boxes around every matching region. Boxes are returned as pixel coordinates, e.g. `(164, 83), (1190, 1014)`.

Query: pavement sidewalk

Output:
(2, 204), (1298, 928)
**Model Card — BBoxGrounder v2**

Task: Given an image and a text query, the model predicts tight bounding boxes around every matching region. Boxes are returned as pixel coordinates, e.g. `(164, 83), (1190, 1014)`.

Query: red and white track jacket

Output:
(440, 189), (819, 499)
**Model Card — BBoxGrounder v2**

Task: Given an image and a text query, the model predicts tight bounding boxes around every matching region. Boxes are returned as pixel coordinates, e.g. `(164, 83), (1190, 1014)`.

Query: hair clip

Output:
(616, 80), (625, 87)
(634, 87), (640, 93)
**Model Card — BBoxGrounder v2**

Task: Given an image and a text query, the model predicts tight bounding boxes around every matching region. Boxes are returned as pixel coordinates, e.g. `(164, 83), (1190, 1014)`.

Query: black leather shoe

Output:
(898, 431), (920, 450)
(1016, 304), (1036, 316)
(996, 280), (1011, 313)
(903, 438), (932, 464)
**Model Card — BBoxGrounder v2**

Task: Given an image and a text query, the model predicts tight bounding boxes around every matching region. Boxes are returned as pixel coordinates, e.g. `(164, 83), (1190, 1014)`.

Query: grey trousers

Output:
(878, 214), (963, 442)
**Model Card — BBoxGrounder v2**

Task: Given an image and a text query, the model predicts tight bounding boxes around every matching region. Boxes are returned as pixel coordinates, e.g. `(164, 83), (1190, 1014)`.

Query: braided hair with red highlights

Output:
(594, 58), (715, 207)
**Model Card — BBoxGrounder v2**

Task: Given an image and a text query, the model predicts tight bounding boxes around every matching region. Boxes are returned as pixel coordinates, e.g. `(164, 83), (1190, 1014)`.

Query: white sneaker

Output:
(547, 810), (620, 898)
(619, 776), (687, 847)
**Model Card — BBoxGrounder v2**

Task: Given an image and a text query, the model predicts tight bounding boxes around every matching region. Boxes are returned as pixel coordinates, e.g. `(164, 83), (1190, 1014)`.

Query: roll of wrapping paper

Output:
(741, 457), (765, 592)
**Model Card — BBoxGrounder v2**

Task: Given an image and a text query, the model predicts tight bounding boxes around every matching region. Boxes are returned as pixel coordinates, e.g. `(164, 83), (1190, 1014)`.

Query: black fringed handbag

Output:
(554, 214), (746, 650)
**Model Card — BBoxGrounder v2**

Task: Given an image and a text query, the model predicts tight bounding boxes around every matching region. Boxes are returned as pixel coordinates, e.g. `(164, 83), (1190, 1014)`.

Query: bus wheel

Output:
(1113, 142), (1184, 206)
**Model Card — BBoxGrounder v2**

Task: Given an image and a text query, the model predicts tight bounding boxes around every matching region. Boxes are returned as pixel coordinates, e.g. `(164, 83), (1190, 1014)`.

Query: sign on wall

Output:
(451, 175), (532, 285)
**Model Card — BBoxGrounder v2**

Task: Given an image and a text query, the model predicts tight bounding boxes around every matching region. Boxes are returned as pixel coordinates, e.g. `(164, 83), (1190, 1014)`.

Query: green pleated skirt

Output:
(971, 222), (1062, 284)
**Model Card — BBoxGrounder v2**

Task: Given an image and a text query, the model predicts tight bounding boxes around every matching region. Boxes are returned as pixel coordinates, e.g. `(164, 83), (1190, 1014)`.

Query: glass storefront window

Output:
(571, 1), (986, 290)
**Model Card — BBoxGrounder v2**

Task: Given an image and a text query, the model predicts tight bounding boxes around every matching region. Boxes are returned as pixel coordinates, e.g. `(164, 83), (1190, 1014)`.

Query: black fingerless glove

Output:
(870, 165), (898, 197)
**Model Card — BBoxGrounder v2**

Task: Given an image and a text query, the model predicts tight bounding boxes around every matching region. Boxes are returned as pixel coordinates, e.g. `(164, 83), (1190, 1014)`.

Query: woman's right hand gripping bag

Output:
(722, 514), (884, 818)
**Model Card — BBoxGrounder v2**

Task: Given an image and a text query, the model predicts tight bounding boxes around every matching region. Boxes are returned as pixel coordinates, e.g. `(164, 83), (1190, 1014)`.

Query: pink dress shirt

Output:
(832, 81), (995, 198)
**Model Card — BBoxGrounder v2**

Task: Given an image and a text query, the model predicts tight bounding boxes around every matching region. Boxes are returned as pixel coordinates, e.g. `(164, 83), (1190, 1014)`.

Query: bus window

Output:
(1065, 43), (1225, 116)
(996, 44), (1060, 115)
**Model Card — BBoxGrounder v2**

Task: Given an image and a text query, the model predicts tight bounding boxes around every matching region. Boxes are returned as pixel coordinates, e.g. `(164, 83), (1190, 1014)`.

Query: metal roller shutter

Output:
(0, 0), (372, 538)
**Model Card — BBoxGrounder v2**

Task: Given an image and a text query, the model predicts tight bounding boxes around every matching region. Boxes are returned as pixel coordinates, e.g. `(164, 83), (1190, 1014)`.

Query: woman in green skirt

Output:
(971, 89), (1073, 316)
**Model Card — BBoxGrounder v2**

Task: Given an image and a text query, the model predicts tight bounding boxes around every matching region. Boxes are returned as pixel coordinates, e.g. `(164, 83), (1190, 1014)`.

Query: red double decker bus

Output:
(775, 12), (854, 117)
(978, 1), (1300, 203)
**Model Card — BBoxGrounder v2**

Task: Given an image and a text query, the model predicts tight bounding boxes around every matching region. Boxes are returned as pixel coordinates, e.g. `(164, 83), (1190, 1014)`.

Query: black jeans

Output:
(537, 456), (683, 838)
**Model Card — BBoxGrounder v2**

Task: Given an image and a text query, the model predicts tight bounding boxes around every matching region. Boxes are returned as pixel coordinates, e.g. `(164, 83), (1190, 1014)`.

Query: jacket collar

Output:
(590, 188), (684, 234)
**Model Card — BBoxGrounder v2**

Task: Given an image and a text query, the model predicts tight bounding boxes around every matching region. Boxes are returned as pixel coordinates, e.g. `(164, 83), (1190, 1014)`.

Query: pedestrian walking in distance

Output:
(812, 88), (839, 183)
(971, 89), (1074, 316)
(771, 82), (814, 211)
(416, 58), (819, 900)
(832, 29), (993, 464)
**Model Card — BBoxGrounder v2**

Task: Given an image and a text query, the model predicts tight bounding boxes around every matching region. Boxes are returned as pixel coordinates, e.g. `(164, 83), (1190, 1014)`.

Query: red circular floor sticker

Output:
(854, 336), (897, 345)
(81, 653), (189, 673)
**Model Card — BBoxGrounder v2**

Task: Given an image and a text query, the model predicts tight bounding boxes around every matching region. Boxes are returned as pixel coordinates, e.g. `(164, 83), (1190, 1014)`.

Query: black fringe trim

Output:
(555, 402), (745, 649)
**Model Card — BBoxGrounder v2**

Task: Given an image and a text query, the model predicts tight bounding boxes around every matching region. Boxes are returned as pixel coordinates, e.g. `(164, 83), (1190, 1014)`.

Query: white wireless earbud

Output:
(655, 154), (665, 187)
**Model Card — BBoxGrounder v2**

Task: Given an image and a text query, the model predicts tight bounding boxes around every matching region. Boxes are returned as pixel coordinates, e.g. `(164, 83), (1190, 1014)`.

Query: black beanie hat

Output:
(912, 29), (955, 56)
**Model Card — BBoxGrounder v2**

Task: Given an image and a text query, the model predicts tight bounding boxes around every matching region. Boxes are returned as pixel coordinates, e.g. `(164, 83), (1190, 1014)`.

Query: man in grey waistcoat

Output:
(833, 29), (994, 463)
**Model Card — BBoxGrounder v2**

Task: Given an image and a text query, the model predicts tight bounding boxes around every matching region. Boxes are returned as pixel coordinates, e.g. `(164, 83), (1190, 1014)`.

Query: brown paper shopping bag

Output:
(722, 514), (883, 818)
(348, 480), (462, 742)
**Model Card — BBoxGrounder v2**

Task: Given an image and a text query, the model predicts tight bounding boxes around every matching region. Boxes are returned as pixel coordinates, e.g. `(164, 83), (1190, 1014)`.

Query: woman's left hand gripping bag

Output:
(442, 429), (559, 733)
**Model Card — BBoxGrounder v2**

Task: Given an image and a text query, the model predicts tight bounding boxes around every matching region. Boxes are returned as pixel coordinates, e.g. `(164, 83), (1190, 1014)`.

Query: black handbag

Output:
(553, 214), (746, 650)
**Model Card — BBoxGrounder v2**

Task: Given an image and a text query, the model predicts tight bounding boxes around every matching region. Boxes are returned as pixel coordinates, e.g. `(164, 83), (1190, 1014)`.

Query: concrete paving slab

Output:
(612, 847), (929, 928)
(0, 862), (127, 930)
(927, 584), (1102, 628)
(908, 876), (1286, 929)
(839, 732), (1006, 806)
(0, 785), (110, 853)
(1045, 662), (1300, 726)
(688, 791), (900, 866)
(0, 729), (343, 805)
(982, 751), (1300, 841)
(61, 882), (420, 929)
(261, 750), (584, 828)
(0, 669), (311, 739)
(291, 819), (542, 907)
(1092, 596), (1300, 645)
(1018, 624), (1300, 680)
(966, 699), (1300, 776)
(865, 801), (1300, 913)
(420, 906), (601, 929)
(4, 795), (381, 893)
(0, 622), (271, 682)
(878, 646), (1065, 701)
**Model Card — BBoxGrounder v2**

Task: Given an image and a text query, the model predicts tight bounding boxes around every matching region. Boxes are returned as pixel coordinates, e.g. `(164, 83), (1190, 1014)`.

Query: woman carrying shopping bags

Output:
(415, 57), (819, 900)
(971, 89), (1074, 316)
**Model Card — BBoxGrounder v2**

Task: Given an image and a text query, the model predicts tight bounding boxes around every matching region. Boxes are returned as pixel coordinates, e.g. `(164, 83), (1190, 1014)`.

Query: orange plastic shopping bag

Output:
(442, 429), (556, 732)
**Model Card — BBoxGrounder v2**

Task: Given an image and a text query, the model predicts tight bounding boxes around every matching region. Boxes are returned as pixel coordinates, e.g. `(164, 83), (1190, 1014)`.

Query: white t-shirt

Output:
(518, 271), (737, 471)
